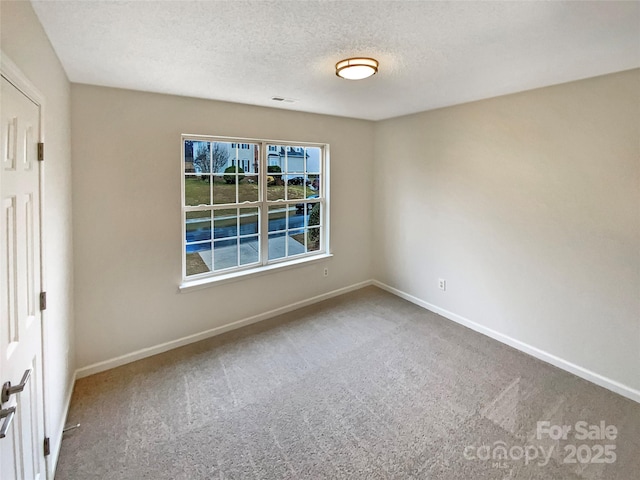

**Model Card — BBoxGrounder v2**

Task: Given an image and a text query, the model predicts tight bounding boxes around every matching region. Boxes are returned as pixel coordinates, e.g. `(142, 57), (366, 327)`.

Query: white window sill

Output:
(179, 253), (333, 293)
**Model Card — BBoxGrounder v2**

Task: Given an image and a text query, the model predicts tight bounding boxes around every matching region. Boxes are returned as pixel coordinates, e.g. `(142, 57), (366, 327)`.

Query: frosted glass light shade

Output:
(335, 58), (378, 80)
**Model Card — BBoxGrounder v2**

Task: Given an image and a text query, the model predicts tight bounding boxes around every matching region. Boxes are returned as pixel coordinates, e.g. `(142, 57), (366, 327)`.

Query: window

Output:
(182, 136), (328, 282)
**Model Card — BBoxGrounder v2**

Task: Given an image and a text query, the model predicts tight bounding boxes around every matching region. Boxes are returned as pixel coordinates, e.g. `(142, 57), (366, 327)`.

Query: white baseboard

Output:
(373, 280), (640, 404)
(47, 371), (76, 480)
(75, 280), (374, 379)
(73, 278), (640, 403)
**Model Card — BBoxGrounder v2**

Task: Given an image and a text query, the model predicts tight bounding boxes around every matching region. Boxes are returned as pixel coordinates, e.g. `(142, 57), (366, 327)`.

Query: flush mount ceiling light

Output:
(335, 57), (378, 80)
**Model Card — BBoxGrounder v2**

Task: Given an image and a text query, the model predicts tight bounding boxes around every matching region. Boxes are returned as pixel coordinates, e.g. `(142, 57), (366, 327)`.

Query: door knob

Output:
(0, 406), (16, 439)
(2, 369), (32, 403)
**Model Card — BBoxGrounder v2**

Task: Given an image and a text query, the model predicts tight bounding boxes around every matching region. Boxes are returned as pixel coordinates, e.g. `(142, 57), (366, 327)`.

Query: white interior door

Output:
(0, 76), (46, 479)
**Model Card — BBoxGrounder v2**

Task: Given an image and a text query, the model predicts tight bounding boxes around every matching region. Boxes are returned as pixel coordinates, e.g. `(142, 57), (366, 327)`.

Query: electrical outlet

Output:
(438, 279), (446, 291)
(323, 267), (329, 277)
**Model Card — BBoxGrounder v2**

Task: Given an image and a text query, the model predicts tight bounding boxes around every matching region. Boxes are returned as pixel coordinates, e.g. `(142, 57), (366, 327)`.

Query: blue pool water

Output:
(186, 213), (307, 253)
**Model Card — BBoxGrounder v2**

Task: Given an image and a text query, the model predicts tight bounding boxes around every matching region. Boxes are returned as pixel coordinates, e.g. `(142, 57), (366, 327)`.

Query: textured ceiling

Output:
(31, 0), (640, 121)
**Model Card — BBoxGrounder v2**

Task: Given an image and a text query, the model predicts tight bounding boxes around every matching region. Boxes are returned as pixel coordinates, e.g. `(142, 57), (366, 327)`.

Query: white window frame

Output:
(180, 135), (331, 290)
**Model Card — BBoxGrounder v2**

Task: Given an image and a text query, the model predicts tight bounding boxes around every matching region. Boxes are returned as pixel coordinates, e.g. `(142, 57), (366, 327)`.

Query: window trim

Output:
(180, 134), (330, 287)
(179, 252), (334, 292)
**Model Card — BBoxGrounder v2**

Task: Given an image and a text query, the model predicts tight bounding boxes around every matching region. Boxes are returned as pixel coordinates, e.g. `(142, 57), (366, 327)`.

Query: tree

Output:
(191, 142), (230, 175)
(193, 142), (210, 174)
(211, 143), (229, 173)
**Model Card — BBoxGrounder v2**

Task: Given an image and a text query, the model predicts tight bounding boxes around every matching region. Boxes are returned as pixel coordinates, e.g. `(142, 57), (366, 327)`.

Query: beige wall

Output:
(1, 0), (75, 472)
(71, 84), (375, 368)
(72, 71), (639, 398)
(374, 69), (640, 393)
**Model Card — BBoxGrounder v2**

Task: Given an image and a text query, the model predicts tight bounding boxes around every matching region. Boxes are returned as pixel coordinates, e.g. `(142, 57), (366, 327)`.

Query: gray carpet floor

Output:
(55, 286), (640, 479)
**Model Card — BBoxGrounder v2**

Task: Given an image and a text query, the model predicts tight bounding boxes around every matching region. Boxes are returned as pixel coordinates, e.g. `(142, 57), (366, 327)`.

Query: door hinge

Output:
(43, 437), (50, 456)
(39, 292), (47, 311)
(37, 142), (44, 161)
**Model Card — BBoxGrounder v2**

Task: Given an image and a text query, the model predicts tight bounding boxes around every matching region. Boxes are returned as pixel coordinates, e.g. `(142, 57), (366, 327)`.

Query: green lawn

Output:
(185, 177), (310, 229)
(185, 176), (308, 206)
(184, 176), (258, 206)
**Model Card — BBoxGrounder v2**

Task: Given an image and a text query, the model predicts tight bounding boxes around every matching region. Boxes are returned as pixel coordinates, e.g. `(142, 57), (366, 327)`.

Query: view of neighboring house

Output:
(185, 140), (320, 177)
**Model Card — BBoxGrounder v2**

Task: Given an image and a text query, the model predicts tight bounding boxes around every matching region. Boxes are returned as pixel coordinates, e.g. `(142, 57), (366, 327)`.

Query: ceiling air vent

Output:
(271, 96), (296, 103)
